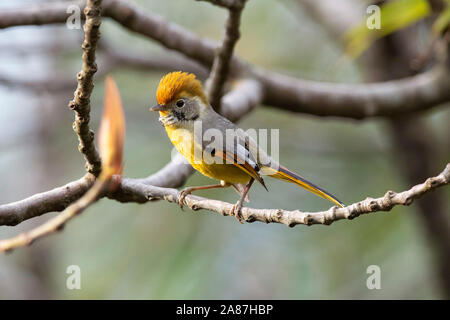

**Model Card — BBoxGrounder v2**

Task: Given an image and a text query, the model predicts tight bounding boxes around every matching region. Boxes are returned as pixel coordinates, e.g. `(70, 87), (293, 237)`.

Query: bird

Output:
(150, 71), (343, 222)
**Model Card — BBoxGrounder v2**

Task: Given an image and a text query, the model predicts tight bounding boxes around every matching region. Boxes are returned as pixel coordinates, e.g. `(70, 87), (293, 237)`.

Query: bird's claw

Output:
(230, 202), (245, 224)
(177, 188), (192, 210)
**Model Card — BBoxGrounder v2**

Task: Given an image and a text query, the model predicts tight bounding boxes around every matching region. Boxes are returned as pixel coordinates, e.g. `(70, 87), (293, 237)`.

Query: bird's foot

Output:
(230, 201), (245, 224)
(177, 187), (193, 210)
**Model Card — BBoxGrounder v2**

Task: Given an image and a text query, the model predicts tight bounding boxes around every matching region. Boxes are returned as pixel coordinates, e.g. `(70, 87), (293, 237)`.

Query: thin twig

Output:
(203, 0), (246, 110)
(68, 0), (103, 176)
(0, 1), (83, 28)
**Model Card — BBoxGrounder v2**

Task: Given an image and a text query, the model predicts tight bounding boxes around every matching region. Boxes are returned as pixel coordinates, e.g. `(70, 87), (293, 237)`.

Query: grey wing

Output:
(203, 110), (268, 189)
(213, 112), (279, 172)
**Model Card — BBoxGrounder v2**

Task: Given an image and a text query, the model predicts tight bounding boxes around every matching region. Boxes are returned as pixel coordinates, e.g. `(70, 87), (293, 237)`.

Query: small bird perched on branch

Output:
(150, 71), (343, 222)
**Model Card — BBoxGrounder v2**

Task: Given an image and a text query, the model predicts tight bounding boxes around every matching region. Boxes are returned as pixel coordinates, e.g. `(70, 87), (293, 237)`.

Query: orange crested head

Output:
(156, 71), (207, 106)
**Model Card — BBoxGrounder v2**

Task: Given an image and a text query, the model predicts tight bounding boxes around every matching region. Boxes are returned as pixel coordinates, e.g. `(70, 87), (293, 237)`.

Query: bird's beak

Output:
(150, 104), (168, 112)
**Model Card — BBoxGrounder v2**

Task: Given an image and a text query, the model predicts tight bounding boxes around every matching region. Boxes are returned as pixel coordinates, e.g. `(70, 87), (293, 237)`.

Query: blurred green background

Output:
(0, 0), (449, 299)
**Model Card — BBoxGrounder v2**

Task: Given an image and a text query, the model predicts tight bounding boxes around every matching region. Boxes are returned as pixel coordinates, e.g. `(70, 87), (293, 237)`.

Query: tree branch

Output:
(0, 74), (76, 92)
(204, 0), (246, 110)
(68, 0), (103, 176)
(220, 78), (263, 122)
(0, 175), (95, 227)
(0, 178), (107, 253)
(196, 0), (246, 10)
(0, 1), (79, 28)
(255, 63), (450, 119)
(3, 159), (448, 232)
(112, 163), (450, 227)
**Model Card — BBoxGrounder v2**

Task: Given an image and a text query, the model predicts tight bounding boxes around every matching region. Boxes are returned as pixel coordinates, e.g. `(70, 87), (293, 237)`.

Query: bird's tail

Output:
(265, 165), (344, 208)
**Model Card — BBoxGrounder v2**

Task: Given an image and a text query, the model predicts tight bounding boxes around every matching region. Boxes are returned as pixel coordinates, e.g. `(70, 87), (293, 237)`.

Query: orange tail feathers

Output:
(269, 165), (344, 208)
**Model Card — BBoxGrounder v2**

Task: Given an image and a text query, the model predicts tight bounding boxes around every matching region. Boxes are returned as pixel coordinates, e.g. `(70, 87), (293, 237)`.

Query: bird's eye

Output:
(176, 99), (185, 108)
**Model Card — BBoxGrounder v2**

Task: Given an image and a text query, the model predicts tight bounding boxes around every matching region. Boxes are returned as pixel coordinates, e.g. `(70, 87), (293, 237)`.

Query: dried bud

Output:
(98, 75), (126, 181)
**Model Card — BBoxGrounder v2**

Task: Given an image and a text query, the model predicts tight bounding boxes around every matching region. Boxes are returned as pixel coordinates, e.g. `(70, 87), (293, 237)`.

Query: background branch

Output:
(0, 175), (94, 227)
(291, 0), (361, 39)
(197, 0), (245, 10)
(2, 0), (448, 118)
(255, 64), (450, 118)
(204, 0), (246, 110)
(220, 78), (263, 121)
(0, 1), (80, 28)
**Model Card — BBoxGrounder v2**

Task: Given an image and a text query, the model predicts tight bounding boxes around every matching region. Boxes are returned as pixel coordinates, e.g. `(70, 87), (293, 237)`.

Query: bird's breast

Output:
(164, 125), (250, 184)
(165, 124), (196, 161)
